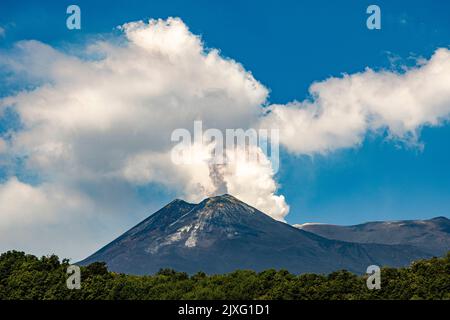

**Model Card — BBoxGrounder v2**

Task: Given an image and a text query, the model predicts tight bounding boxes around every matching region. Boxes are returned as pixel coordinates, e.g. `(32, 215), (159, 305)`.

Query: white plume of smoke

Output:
(208, 163), (228, 196)
(122, 141), (288, 221)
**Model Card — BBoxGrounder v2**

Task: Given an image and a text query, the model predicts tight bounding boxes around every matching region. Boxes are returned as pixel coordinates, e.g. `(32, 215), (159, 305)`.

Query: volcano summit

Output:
(80, 194), (431, 274)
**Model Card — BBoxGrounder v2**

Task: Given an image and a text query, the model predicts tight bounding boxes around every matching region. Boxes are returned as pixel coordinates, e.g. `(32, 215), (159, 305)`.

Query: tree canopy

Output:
(0, 251), (449, 300)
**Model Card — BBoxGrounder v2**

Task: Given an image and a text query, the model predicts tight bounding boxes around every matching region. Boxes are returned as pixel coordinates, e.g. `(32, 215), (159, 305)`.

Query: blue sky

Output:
(0, 0), (449, 243)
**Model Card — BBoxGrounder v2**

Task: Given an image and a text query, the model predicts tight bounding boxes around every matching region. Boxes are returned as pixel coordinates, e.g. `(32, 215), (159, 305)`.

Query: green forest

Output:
(0, 250), (449, 300)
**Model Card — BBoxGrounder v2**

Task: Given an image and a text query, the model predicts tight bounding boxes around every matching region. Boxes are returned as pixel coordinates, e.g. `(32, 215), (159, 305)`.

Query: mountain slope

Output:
(296, 217), (450, 256)
(80, 195), (431, 275)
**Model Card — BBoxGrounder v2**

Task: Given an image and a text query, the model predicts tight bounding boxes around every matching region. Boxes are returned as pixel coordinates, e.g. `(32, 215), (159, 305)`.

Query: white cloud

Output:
(260, 48), (450, 154)
(0, 17), (288, 258)
(0, 178), (103, 259)
(0, 176), (155, 260)
(0, 177), (90, 228)
(0, 26), (5, 38)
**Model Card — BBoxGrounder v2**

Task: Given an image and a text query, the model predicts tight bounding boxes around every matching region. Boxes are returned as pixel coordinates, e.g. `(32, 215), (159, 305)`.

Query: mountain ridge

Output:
(297, 216), (450, 257)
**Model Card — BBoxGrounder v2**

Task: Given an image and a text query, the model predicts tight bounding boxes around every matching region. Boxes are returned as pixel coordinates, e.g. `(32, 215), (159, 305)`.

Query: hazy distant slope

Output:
(297, 216), (450, 256)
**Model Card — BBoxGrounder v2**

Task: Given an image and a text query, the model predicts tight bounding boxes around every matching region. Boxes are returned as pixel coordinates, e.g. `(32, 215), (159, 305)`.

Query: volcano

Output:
(79, 194), (431, 275)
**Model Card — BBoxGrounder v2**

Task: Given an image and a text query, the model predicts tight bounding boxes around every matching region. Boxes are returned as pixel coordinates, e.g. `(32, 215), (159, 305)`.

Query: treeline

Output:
(0, 250), (449, 300)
